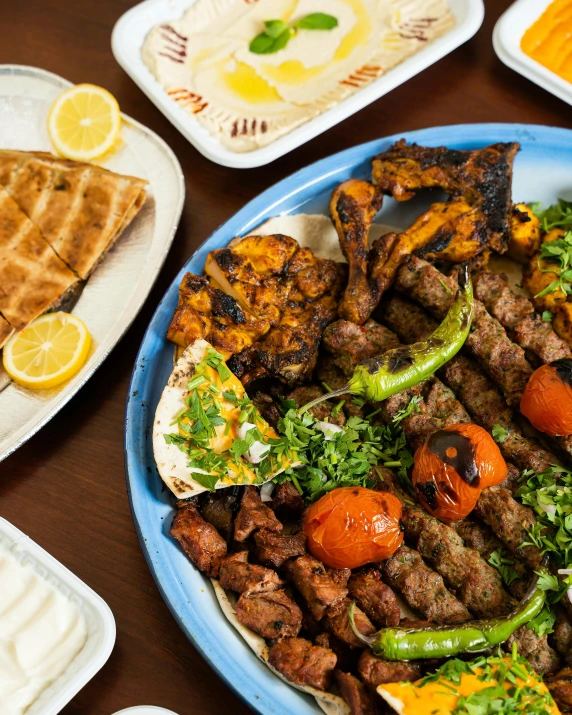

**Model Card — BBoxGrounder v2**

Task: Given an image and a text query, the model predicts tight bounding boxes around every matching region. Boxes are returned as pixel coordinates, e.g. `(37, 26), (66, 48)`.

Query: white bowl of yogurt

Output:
(0, 517), (116, 715)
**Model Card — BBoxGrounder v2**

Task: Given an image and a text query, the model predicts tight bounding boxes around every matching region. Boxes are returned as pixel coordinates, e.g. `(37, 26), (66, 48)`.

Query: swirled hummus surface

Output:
(142, 0), (455, 152)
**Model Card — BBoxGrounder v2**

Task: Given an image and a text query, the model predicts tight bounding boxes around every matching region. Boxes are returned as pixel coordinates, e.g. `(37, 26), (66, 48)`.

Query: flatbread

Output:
(0, 185), (77, 330)
(0, 314), (14, 349)
(0, 150), (147, 279)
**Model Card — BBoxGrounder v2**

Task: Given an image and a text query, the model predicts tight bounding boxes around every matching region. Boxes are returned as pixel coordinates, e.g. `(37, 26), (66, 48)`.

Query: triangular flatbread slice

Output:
(0, 314), (14, 349)
(0, 150), (147, 279)
(0, 185), (78, 330)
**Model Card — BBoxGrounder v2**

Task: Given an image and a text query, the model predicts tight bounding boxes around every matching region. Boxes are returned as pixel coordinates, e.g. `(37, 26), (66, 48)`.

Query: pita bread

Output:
(0, 150), (147, 279)
(0, 185), (77, 330)
(0, 315), (14, 349)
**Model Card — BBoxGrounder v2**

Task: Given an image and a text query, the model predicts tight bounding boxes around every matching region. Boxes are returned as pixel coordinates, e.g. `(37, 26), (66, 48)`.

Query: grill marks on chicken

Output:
(372, 140), (519, 254)
(331, 179), (383, 325)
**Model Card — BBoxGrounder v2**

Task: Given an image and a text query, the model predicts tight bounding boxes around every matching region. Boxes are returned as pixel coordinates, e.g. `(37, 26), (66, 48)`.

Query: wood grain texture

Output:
(0, 1), (571, 713)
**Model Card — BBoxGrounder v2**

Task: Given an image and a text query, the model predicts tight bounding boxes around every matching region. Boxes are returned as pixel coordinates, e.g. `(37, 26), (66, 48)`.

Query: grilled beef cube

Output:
(270, 482), (305, 517)
(547, 668), (572, 712)
(475, 487), (543, 568)
(199, 487), (241, 543)
(235, 589), (302, 640)
(287, 555), (348, 620)
(252, 392), (282, 428)
(268, 637), (337, 691)
(315, 633), (356, 673)
(327, 567), (352, 589)
(324, 600), (375, 648)
(218, 551), (283, 595)
(322, 319), (400, 376)
(508, 625), (560, 676)
(254, 529), (306, 569)
(335, 670), (380, 715)
(383, 545), (470, 624)
(170, 502), (227, 578)
(348, 569), (401, 628)
(234, 486), (282, 542)
(358, 650), (421, 689)
(287, 385), (346, 425)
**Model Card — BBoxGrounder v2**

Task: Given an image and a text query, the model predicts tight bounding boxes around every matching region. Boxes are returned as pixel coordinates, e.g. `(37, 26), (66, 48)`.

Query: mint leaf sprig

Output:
(250, 13), (338, 55)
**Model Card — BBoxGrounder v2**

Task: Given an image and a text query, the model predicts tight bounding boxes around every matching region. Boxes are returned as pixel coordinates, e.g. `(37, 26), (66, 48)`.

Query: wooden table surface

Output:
(1, 1), (571, 713)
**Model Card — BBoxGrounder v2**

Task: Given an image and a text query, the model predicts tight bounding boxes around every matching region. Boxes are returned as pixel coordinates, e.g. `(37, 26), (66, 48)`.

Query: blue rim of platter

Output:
(125, 123), (572, 714)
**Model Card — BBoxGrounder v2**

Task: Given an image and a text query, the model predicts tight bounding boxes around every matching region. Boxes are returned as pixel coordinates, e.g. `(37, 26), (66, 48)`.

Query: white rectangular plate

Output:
(0, 516), (116, 714)
(111, 0), (484, 169)
(493, 0), (572, 107)
(0, 65), (184, 463)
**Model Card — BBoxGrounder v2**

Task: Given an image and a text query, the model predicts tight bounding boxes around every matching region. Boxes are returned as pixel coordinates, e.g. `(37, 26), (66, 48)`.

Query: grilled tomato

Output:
(303, 487), (403, 570)
(412, 424), (508, 523)
(521, 359), (572, 436)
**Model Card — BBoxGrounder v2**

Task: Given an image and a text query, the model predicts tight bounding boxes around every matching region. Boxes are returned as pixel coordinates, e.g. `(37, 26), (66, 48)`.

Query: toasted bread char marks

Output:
(0, 150), (147, 279)
(0, 185), (77, 330)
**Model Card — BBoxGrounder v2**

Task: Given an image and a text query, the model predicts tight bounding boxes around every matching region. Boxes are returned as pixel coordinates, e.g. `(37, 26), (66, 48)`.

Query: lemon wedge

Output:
(3, 313), (92, 389)
(47, 84), (121, 161)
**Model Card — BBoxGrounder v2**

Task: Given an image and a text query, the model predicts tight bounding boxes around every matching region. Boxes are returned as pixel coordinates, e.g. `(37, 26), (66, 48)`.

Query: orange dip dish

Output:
(521, 0), (572, 83)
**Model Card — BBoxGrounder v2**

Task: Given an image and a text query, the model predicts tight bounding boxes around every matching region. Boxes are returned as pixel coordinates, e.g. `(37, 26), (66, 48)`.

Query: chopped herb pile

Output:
(271, 399), (414, 502)
(534, 229), (572, 299)
(514, 464), (572, 634)
(487, 549), (519, 587)
(415, 645), (556, 714)
(250, 13), (338, 54)
(163, 347), (285, 492)
(531, 198), (572, 232)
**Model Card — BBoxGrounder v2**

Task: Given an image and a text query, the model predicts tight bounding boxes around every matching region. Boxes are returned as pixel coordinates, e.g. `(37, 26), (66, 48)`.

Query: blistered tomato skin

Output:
(521, 361), (572, 437)
(303, 487), (404, 570)
(412, 423), (508, 524)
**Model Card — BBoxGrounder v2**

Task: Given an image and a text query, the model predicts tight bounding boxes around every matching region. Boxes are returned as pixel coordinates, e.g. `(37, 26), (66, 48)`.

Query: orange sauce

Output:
(521, 0), (572, 83)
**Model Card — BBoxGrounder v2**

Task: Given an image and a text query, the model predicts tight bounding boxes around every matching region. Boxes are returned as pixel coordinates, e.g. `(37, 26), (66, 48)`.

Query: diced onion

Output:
(315, 421), (344, 441)
(260, 482), (275, 502)
(238, 421), (270, 464)
(537, 494), (556, 515)
(568, 587), (572, 606)
(558, 569), (572, 575)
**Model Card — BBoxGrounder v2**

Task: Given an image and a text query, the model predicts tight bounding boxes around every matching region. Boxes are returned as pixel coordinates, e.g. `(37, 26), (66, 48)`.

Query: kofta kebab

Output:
(155, 140), (572, 714)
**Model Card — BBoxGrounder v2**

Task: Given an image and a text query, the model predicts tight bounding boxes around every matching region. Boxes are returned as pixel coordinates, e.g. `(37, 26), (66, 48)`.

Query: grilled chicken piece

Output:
(330, 179), (383, 324)
(268, 637), (337, 691)
(372, 140), (519, 254)
(167, 273), (269, 357)
(507, 203), (542, 263)
(170, 501), (227, 578)
(523, 228), (568, 312)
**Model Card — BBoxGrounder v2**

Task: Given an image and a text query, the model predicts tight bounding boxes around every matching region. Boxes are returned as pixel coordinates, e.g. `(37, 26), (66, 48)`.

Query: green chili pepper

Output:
(349, 571), (546, 660)
(300, 264), (474, 414)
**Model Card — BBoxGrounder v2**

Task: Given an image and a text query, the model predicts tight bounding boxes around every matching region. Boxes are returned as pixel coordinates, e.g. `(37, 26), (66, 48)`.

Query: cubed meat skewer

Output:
(218, 551), (283, 595)
(268, 637), (337, 691)
(254, 529), (307, 570)
(235, 589), (303, 640)
(170, 501), (227, 578)
(234, 485), (282, 542)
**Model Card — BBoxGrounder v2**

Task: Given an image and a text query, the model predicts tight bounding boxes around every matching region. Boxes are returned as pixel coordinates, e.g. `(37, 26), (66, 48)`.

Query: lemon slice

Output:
(47, 84), (121, 161)
(3, 313), (92, 389)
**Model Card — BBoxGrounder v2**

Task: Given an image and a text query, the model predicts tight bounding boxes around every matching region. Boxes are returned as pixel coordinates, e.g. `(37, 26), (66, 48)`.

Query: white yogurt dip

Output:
(0, 543), (87, 715)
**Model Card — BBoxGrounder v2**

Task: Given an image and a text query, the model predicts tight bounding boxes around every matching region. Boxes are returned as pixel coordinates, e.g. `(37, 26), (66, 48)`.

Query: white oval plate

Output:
(0, 65), (185, 463)
(0, 516), (116, 714)
(493, 0), (572, 107)
(111, 0), (484, 169)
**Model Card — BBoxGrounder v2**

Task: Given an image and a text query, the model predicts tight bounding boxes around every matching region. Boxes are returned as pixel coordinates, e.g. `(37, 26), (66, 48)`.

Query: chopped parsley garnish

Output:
(514, 464), (572, 631)
(542, 310), (554, 322)
(392, 395), (422, 425)
(531, 198), (572, 232)
(533, 229), (572, 299)
(415, 645), (556, 714)
(491, 423), (508, 444)
(488, 549), (519, 587)
(271, 400), (413, 502)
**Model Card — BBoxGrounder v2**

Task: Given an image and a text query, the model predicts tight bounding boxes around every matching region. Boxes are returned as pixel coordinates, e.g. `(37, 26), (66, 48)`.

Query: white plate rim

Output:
(0, 64), (185, 463)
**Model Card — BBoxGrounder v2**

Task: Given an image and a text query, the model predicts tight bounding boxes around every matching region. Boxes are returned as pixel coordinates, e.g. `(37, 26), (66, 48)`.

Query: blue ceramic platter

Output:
(125, 124), (572, 714)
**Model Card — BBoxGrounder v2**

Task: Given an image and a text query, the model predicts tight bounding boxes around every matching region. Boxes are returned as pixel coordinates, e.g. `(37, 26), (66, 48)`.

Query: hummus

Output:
(142, 0), (455, 153)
